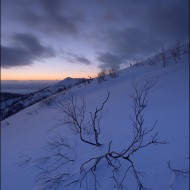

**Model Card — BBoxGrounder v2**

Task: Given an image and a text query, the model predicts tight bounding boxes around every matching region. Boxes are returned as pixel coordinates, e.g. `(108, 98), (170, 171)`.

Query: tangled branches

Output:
(30, 136), (75, 190)
(56, 92), (110, 146)
(77, 78), (167, 190)
(167, 161), (190, 178)
(21, 78), (167, 190)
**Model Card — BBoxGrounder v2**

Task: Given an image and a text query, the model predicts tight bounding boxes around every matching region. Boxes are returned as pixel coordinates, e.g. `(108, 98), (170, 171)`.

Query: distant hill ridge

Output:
(1, 77), (86, 121)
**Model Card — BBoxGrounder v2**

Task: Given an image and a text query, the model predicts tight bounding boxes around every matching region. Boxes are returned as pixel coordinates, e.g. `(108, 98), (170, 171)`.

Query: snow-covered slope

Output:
(1, 77), (86, 121)
(1, 53), (189, 190)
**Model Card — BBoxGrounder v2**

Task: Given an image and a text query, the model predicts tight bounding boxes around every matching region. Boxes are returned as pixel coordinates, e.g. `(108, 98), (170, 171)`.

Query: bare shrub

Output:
(174, 42), (182, 59)
(167, 161), (190, 178)
(160, 48), (168, 68)
(21, 79), (167, 190)
(56, 92), (110, 146)
(170, 42), (183, 63)
(41, 97), (56, 107)
(18, 135), (75, 190)
(108, 66), (119, 78)
(36, 136), (75, 189)
(78, 78), (167, 190)
(97, 70), (107, 83)
(148, 56), (157, 66)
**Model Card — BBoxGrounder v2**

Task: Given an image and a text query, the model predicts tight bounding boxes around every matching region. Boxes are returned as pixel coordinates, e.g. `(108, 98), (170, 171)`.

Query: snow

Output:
(1, 53), (189, 190)
(1, 77), (85, 120)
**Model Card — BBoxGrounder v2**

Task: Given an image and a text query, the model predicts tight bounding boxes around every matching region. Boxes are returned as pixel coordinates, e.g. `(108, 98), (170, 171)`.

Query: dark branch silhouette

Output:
(56, 92), (110, 146)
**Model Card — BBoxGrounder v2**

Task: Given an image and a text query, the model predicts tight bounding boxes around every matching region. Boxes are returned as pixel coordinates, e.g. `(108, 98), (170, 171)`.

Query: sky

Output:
(1, 0), (189, 80)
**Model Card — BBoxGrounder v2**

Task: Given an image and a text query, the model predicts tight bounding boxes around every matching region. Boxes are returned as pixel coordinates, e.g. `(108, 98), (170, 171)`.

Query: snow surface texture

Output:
(1, 52), (189, 190)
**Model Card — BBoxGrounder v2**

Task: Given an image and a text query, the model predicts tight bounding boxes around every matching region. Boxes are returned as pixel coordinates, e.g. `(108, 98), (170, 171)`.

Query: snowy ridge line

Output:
(1, 77), (87, 121)
(132, 42), (189, 67)
(1, 85), (51, 110)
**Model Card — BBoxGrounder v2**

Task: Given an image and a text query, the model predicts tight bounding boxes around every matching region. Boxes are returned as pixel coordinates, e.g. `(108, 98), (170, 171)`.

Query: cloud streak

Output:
(62, 52), (92, 65)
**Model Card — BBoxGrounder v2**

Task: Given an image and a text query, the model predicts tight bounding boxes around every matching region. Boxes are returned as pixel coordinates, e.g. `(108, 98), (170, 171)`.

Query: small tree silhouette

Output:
(97, 70), (107, 83)
(56, 92), (110, 146)
(108, 66), (119, 78)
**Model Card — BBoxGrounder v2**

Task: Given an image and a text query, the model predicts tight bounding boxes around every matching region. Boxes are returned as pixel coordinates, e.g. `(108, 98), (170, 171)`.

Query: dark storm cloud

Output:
(96, 0), (189, 68)
(18, 0), (82, 36)
(1, 33), (55, 68)
(96, 27), (162, 68)
(141, 0), (189, 40)
(1, 46), (33, 68)
(97, 52), (124, 69)
(100, 0), (189, 37)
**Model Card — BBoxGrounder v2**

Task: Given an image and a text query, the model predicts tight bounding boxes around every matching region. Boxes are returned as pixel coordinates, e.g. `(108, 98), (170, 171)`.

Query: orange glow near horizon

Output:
(1, 55), (100, 81)
(1, 59), (99, 81)
(1, 68), (98, 81)
(1, 73), (96, 80)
